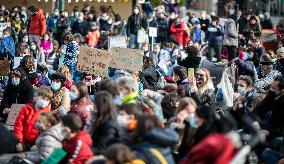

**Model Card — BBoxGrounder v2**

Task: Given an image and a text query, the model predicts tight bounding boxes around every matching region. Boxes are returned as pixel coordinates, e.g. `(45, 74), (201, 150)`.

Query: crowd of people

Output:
(0, 1), (284, 164)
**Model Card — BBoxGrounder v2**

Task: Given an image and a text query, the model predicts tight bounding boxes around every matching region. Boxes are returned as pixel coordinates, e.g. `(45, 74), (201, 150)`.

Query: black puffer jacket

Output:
(0, 76), (34, 120)
(132, 128), (179, 164)
(92, 116), (121, 155)
(126, 13), (148, 36)
(141, 64), (159, 91)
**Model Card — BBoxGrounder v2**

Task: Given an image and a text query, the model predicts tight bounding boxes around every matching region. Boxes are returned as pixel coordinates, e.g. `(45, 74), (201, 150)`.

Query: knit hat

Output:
(51, 72), (66, 84)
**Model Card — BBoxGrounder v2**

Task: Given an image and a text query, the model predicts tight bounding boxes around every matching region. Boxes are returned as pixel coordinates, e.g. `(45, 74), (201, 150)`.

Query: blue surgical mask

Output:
(11, 79), (20, 86)
(51, 82), (61, 91)
(36, 98), (49, 108)
(187, 114), (198, 128)
(30, 45), (37, 51)
(247, 53), (253, 59)
(238, 86), (246, 95)
(22, 37), (28, 43)
(70, 91), (79, 101)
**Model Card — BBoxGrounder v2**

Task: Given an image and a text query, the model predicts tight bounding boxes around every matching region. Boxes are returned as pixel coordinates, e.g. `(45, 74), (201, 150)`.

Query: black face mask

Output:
(278, 58), (284, 65)
(196, 75), (205, 85)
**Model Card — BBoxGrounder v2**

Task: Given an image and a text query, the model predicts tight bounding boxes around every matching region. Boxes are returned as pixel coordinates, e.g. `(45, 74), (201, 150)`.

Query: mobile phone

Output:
(188, 68), (195, 80)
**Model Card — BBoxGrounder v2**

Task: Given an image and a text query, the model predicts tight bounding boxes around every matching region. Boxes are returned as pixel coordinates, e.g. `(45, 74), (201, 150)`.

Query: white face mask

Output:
(117, 114), (130, 128)
(201, 13), (206, 19)
(54, 11), (59, 16)
(134, 9), (139, 15)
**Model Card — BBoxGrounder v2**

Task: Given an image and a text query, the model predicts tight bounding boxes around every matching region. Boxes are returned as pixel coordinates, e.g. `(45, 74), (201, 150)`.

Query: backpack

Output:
(156, 70), (167, 90)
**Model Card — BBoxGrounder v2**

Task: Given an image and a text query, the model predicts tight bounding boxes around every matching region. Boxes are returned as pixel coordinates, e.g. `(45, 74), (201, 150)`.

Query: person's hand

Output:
(189, 77), (197, 87)
(16, 143), (23, 152)
(3, 108), (11, 115)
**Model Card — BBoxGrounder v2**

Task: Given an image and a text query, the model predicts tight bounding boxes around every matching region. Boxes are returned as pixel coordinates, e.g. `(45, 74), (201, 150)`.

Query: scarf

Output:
(51, 88), (64, 110)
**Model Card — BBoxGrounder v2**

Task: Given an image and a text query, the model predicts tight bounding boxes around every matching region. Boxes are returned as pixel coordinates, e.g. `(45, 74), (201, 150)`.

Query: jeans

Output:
(129, 34), (141, 49)
(208, 45), (222, 62)
(226, 46), (238, 62)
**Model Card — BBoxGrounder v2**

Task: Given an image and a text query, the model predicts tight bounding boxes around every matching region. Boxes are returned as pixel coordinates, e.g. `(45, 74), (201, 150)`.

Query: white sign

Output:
(13, 57), (37, 70)
(0, 22), (11, 37)
(149, 27), (157, 37)
(108, 35), (127, 49)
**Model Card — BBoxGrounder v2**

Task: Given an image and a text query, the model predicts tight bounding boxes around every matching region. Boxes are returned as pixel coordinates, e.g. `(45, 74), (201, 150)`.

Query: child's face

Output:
(62, 126), (76, 140)
(44, 34), (49, 40)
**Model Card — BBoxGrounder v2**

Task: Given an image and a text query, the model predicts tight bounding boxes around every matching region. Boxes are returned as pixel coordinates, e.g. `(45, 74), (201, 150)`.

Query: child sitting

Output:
(14, 86), (53, 152)
(25, 112), (63, 163)
(40, 33), (53, 60)
(62, 113), (94, 163)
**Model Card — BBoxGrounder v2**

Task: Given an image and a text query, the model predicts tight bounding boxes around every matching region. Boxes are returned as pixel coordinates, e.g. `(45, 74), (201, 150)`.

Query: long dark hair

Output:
(93, 91), (117, 129)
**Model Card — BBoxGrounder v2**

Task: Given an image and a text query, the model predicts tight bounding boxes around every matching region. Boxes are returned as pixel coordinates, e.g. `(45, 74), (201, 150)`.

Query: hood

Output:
(43, 123), (65, 142)
(144, 128), (179, 147)
(100, 13), (109, 21)
(73, 130), (93, 146)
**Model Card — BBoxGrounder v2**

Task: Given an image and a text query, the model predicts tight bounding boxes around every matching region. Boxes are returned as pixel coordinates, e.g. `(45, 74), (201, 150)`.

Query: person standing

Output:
(27, 5), (46, 44)
(126, 6), (148, 49)
(62, 32), (78, 78)
(206, 16), (224, 62)
(223, 10), (242, 61)
(56, 11), (69, 46)
(156, 12), (168, 44)
(71, 12), (90, 37)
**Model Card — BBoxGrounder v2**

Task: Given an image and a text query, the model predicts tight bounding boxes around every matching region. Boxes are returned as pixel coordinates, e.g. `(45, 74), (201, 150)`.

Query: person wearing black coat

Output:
(254, 75), (284, 135)
(0, 70), (34, 122)
(261, 12), (274, 29)
(56, 12), (69, 45)
(141, 57), (159, 91)
(71, 13), (90, 36)
(156, 12), (168, 44)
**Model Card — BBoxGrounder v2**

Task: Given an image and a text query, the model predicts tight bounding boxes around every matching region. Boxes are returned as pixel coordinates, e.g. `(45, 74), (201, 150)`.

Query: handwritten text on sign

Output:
(110, 48), (143, 71)
(77, 46), (110, 77)
(108, 35), (127, 49)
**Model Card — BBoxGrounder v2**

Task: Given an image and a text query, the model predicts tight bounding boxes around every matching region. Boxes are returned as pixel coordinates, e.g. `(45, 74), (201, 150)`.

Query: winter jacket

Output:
(63, 130), (94, 164)
(71, 21), (90, 36)
(26, 123), (64, 163)
(255, 91), (284, 129)
(206, 25), (224, 46)
(190, 88), (215, 106)
(56, 17), (69, 35)
(190, 27), (205, 44)
(180, 133), (235, 164)
(254, 70), (281, 94)
(92, 117), (121, 155)
(85, 30), (100, 47)
(40, 40), (53, 54)
(243, 23), (262, 38)
(99, 14), (110, 32)
(234, 59), (257, 80)
(28, 9), (46, 36)
(0, 35), (15, 60)
(70, 97), (93, 126)
(178, 55), (202, 70)
(0, 78), (34, 120)
(170, 22), (184, 45)
(141, 65), (159, 91)
(0, 122), (18, 155)
(261, 19), (274, 29)
(64, 41), (79, 68)
(47, 15), (59, 33)
(157, 18), (168, 39)
(176, 78), (190, 97)
(252, 47), (266, 67)
(275, 62), (284, 75)
(223, 16), (239, 47)
(132, 128), (179, 164)
(199, 18), (210, 32)
(14, 103), (50, 144)
(122, 93), (138, 104)
(126, 14), (148, 36)
(149, 49), (170, 70)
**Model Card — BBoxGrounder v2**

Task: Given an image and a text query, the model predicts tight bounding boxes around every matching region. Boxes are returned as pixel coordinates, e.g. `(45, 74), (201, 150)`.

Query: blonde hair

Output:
(196, 68), (213, 96)
(117, 76), (138, 93)
(176, 97), (197, 115)
(58, 65), (72, 81)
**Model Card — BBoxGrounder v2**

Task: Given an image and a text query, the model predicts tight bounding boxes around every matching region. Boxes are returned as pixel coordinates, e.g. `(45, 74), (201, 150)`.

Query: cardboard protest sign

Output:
(108, 35), (127, 49)
(0, 60), (10, 76)
(13, 57), (37, 70)
(6, 104), (25, 126)
(77, 46), (110, 77)
(110, 48), (143, 71)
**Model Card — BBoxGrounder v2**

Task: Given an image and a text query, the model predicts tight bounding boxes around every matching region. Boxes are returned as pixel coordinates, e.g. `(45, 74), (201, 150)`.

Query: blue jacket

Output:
(0, 36), (15, 59)
(64, 41), (78, 68)
(206, 25), (224, 46)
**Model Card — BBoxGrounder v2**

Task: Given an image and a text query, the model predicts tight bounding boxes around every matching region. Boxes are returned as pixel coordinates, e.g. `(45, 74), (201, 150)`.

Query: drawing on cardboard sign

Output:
(77, 46), (110, 77)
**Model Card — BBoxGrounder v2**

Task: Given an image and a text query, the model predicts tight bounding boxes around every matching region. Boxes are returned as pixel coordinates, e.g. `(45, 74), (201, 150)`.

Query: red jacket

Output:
(170, 22), (184, 45)
(29, 9), (46, 36)
(13, 103), (50, 144)
(180, 133), (235, 164)
(63, 130), (94, 164)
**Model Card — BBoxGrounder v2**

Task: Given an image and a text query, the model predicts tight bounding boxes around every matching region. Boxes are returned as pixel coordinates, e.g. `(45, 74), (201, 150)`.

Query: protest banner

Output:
(110, 48), (143, 71)
(0, 60), (10, 76)
(6, 104), (25, 126)
(13, 57), (37, 70)
(108, 35), (127, 49)
(77, 46), (110, 77)
(0, 22), (11, 37)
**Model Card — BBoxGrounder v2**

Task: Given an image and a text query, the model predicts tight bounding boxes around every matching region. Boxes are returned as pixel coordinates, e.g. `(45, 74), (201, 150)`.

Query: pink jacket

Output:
(40, 40), (53, 54)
